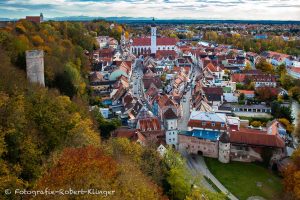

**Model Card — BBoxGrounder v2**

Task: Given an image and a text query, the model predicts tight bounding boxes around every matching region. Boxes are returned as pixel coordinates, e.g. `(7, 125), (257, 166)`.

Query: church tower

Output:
(151, 17), (157, 54)
(40, 13), (44, 23)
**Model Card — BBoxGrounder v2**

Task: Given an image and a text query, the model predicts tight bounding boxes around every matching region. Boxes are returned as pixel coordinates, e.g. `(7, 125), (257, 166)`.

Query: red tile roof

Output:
(206, 63), (221, 72)
(156, 50), (177, 59)
(143, 76), (162, 90)
(112, 128), (146, 143)
(138, 118), (161, 132)
(229, 128), (285, 148)
(237, 90), (255, 95)
(26, 16), (42, 23)
(232, 74), (246, 82)
(157, 94), (177, 109)
(290, 67), (300, 74)
(188, 119), (227, 130)
(164, 108), (178, 119)
(202, 87), (223, 95)
(132, 37), (177, 46)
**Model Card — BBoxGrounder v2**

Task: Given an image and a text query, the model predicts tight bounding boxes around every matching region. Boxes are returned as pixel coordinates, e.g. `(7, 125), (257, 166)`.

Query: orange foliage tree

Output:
(282, 115), (300, 199)
(32, 35), (44, 46)
(34, 146), (165, 200)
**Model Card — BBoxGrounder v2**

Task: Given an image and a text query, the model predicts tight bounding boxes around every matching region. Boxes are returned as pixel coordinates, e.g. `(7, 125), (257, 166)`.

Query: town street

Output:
(178, 89), (191, 131)
(178, 60), (202, 131)
(132, 59), (144, 99)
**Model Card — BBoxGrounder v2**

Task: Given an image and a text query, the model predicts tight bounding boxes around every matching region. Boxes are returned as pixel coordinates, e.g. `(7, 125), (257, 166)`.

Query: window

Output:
(169, 139), (171, 142)
(202, 122), (206, 126)
(221, 123), (225, 127)
(173, 138), (175, 141)
(212, 122), (215, 127)
(169, 132), (171, 135)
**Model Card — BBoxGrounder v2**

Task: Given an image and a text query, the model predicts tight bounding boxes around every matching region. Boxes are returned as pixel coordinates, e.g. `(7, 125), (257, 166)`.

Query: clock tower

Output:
(151, 17), (157, 54)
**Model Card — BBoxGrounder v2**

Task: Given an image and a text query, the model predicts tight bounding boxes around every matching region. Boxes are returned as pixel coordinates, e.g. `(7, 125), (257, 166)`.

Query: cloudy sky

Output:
(0, 0), (299, 20)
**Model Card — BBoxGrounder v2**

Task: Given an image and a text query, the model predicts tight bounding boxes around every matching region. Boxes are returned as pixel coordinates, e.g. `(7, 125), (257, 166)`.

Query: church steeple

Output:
(151, 17), (156, 27)
(151, 17), (157, 54)
(40, 13), (44, 22)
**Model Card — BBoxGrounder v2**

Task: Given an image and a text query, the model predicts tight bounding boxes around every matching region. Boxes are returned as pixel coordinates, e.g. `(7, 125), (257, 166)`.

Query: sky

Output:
(0, 0), (299, 20)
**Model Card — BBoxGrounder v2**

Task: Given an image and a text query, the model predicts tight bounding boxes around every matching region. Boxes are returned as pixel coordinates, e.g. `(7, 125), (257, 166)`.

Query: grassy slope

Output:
(205, 158), (283, 200)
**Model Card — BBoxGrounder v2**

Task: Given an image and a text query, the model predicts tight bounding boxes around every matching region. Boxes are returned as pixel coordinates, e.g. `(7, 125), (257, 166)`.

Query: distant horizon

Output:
(0, 0), (299, 21)
(1, 15), (300, 23)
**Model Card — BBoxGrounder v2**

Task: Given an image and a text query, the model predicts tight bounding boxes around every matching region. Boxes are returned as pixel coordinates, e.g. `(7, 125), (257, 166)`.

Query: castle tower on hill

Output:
(26, 50), (45, 86)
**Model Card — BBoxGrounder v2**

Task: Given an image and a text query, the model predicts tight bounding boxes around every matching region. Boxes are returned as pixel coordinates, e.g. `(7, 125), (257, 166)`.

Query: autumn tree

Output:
(244, 62), (252, 71)
(294, 113), (300, 138)
(255, 87), (277, 102)
(34, 146), (165, 200)
(278, 118), (294, 134)
(283, 146), (300, 199)
(280, 73), (295, 90)
(185, 188), (226, 200)
(255, 58), (274, 74)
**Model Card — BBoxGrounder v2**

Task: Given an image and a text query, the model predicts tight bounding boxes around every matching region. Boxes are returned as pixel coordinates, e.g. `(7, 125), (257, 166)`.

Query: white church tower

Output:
(151, 17), (157, 54)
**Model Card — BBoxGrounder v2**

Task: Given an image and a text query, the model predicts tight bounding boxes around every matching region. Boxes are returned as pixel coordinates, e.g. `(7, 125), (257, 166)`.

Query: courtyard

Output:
(204, 158), (283, 200)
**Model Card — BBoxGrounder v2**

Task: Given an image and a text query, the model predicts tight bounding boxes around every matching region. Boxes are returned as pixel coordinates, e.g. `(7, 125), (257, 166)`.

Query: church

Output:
(130, 18), (178, 56)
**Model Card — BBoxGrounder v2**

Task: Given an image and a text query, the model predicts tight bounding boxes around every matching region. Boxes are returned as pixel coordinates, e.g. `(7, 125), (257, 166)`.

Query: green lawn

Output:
(204, 158), (283, 200)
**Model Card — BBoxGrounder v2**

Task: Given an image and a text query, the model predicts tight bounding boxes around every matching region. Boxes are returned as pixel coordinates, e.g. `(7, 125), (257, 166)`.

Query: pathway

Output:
(185, 153), (239, 200)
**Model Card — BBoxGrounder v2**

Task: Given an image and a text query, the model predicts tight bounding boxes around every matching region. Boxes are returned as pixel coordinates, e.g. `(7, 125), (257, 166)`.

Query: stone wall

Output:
(178, 134), (218, 158)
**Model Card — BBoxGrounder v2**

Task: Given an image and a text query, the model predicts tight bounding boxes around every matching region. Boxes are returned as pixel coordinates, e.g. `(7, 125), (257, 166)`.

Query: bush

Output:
(251, 121), (262, 127)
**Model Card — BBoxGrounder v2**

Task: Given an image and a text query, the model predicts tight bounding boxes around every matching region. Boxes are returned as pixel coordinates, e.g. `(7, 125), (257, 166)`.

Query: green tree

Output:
(163, 147), (201, 200)
(271, 101), (294, 122)
(280, 73), (295, 90)
(92, 108), (121, 139)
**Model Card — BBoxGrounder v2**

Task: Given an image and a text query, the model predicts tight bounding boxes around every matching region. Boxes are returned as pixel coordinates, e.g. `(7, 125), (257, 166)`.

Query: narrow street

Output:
(131, 59), (144, 99)
(178, 60), (201, 131)
(178, 89), (191, 131)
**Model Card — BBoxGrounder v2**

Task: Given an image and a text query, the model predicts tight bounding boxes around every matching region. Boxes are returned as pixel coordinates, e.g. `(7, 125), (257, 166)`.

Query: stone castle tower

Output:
(25, 50), (45, 86)
(218, 132), (230, 163)
(150, 17), (157, 54)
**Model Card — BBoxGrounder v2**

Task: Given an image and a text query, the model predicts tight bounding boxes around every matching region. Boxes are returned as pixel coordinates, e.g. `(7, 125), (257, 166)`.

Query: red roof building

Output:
(229, 128), (285, 148)
(112, 127), (146, 145)
(25, 13), (43, 23)
(132, 37), (178, 46)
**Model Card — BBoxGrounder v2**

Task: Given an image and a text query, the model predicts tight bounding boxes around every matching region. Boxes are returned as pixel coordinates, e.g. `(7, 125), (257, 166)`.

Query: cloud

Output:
(0, 0), (299, 20)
